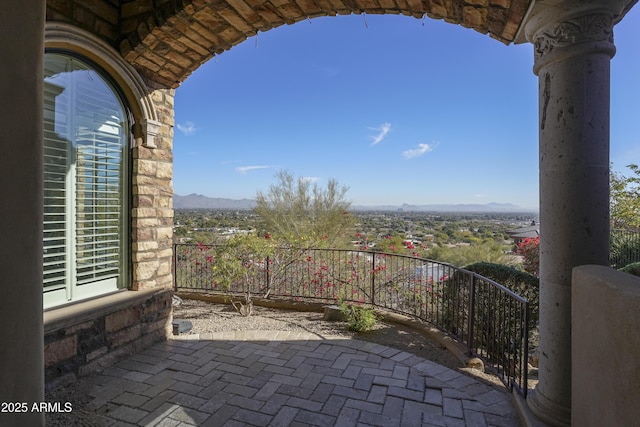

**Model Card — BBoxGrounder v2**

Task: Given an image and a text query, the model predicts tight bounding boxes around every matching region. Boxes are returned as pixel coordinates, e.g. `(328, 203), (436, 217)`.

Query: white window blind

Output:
(43, 53), (129, 307)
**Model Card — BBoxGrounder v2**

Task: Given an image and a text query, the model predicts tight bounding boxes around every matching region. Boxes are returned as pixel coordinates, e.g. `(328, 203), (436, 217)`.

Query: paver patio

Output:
(69, 331), (521, 426)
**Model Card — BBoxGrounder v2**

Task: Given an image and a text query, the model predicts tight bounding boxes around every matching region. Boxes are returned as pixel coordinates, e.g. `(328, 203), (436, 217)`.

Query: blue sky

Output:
(173, 8), (640, 210)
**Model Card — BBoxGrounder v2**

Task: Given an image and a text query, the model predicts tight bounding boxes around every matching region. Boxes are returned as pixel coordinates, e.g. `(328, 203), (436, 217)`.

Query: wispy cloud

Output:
(176, 121), (197, 136)
(369, 123), (391, 145)
(302, 176), (320, 183)
(402, 142), (436, 159)
(235, 165), (271, 174)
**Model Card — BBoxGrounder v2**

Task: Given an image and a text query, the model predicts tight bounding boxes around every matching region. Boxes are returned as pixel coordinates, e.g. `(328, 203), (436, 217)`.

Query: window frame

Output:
(43, 49), (133, 309)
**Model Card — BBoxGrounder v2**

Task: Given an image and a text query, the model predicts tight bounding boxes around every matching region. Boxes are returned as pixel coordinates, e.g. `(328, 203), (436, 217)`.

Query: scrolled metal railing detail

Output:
(173, 243), (530, 397)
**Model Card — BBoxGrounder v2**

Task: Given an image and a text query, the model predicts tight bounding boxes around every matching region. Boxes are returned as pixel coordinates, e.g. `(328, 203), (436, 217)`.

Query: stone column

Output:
(523, 2), (626, 425)
(0, 0), (45, 425)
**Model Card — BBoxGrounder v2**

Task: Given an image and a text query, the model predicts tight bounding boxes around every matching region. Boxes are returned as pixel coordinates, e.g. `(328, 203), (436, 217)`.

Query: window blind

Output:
(43, 53), (128, 305)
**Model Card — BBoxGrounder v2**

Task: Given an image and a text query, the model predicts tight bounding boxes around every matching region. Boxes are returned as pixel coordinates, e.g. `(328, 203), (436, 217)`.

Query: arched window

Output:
(43, 52), (129, 308)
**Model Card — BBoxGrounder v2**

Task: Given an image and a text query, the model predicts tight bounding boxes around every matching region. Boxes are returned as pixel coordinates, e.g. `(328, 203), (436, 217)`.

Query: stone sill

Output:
(44, 287), (172, 334)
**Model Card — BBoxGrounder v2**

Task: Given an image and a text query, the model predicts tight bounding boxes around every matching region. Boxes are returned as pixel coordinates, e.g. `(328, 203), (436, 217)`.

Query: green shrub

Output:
(463, 262), (539, 327)
(610, 230), (640, 269)
(620, 261), (640, 277)
(340, 303), (377, 333)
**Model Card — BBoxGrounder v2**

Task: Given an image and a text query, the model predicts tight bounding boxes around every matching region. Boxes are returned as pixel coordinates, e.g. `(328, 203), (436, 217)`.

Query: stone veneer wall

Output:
(44, 289), (173, 391)
(132, 87), (175, 291)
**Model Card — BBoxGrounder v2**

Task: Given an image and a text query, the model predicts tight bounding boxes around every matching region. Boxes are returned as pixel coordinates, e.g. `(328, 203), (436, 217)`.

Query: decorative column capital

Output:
(530, 11), (616, 75)
(533, 13), (614, 59)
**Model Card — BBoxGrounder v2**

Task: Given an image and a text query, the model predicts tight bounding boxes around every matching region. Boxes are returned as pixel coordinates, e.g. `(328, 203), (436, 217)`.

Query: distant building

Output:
(507, 220), (539, 246)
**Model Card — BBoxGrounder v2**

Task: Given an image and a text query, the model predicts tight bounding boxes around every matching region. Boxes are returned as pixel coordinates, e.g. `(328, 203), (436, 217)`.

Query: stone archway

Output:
(117, 0), (531, 88)
(1, 1), (637, 425)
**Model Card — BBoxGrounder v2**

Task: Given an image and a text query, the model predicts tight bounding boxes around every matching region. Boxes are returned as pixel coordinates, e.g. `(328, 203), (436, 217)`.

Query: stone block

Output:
(132, 217), (159, 228)
(72, 5), (94, 29)
(135, 159), (157, 175)
(132, 174), (157, 186)
(323, 305), (348, 321)
(136, 226), (154, 241)
(131, 241), (158, 252)
(156, 248), (174, 259)
(463, 6), (487, 29)
(466, 0), (489, 6)
(78, 323), (107, 354)
(121, 0), (153, 19)
(45, 336), (77, 367)
(132, 206), (159, 217)
(78, 343), (135, 377)
(106, 306), (142, 332)
(94, 18), (118, 42)
(89, 0), (118, 25)
(156, 260), (172, 277)
(155, 274), (173, 288)
(134, 184), (160, 196)
(65, 320), (96, 335)
(135, 55), (162, 72)
(142, 293), (171, 317)
(86, 346), (109, 362)
(132, 279), (158, 291)
(490, 0), (510, 7)
(132, 250), (158, 262)
(135, 260), (160, 280)
(147, 317), (173, 335)
(134, 194), (154, 207)
(110, 324), (142, 347)
(156, 163), (173, 179)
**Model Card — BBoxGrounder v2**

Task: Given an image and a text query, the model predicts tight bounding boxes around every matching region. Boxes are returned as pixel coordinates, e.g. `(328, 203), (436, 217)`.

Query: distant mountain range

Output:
(174, 194), (533, 212)
(353, 202), (532, 212)
(174, 194), (256, 210)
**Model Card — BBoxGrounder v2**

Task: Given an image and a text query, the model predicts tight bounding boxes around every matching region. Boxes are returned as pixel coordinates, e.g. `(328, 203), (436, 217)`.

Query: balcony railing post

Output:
(370, 252), (376, 306)
(173, 243), (178, 291)
(265, 255), (270, 295)
(523, 300), (530, 398)
(466, 273), (476, 356)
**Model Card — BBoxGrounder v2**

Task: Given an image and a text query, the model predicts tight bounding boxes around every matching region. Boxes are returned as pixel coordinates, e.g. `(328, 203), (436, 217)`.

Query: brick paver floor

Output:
(78, 331), (521, 426)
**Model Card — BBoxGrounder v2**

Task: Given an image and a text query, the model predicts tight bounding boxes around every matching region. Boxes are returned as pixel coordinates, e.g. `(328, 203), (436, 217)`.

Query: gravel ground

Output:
(173, 298), (464, 369)
(45, 297), (509, 425)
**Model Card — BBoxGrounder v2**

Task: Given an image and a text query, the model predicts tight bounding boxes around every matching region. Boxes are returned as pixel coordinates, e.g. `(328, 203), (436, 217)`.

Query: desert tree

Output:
(254, 170), (356, 248)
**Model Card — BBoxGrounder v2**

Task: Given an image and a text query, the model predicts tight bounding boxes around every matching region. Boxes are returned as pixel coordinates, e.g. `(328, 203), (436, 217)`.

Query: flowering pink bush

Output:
(516, 236), (540, 276)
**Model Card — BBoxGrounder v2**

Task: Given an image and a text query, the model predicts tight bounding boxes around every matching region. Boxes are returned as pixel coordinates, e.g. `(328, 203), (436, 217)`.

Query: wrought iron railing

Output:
(610, 229), (640, 269)
(173, 243), (530, 397)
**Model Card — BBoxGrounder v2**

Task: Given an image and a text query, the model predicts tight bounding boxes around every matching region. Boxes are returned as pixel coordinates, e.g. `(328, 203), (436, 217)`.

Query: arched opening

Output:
(119, 1), (532, 88)
(172, 14), (540, 209)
